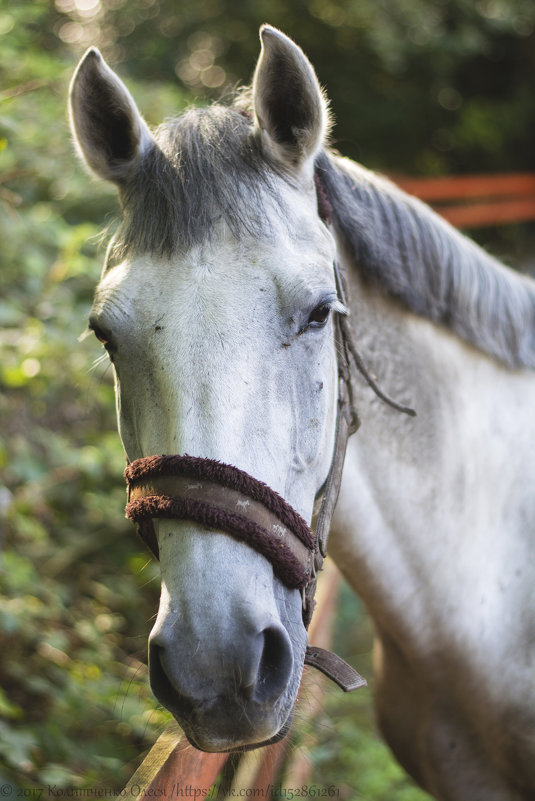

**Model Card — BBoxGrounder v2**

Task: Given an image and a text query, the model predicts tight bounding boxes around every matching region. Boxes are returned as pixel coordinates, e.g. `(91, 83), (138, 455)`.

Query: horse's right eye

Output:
(89, 320), (113, 350)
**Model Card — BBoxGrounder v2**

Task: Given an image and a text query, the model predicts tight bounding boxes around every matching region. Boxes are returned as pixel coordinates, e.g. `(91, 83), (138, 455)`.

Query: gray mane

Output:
(110, 103), (282, 262)
(316, 150), (535, 369)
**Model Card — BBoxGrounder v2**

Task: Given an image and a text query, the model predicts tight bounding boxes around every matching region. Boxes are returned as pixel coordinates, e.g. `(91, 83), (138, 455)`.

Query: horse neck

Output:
(330, 250), (535, 650)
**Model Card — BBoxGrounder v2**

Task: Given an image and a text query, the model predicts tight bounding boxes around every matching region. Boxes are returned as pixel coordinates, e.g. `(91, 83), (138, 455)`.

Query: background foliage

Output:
(1, 0), (534, 798)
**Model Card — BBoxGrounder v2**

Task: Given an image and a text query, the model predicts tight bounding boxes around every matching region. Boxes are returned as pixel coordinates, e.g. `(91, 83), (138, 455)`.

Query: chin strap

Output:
(298, 259), (364, 691)
(304, 646), (367, 691)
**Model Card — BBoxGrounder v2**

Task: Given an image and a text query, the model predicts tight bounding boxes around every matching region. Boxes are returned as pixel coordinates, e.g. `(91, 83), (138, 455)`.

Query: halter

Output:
(123, 292), (363, 692)
(123, 170), (415, 693)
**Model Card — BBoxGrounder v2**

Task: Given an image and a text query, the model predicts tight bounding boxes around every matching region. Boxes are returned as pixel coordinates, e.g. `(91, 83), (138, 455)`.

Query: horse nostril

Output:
(254, 625), (294, 704)
(148, 641), (185, 716)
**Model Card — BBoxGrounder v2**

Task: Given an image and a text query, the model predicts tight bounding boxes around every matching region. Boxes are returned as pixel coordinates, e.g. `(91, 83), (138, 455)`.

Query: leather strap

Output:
(304, 646), (367, 692)
(301, 259), (360, 627)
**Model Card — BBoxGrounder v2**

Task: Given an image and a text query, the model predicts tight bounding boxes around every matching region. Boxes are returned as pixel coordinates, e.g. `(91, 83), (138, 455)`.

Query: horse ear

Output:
(69, 48), (152, 183)
(252, 26), (329, 173)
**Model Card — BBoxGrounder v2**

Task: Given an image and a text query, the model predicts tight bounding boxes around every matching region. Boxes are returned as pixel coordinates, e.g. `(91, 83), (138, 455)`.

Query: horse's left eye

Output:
(307, 303), (331, 328)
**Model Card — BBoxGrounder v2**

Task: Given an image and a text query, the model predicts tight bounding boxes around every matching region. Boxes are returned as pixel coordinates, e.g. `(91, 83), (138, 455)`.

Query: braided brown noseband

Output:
(125, 454), (314, 591)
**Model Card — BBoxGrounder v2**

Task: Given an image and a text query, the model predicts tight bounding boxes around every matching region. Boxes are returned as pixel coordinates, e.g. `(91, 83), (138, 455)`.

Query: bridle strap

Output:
(305, 646), (366, 691)
(301, 259), (360, 627)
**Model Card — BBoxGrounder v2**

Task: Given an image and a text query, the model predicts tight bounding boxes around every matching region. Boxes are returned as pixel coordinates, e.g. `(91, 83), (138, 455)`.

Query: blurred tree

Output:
(47, 0), (535, 174)
(0, 1), (175, 791)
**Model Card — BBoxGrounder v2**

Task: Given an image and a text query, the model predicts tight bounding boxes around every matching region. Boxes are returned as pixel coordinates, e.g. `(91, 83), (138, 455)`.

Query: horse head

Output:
(70, 26), (349, 751)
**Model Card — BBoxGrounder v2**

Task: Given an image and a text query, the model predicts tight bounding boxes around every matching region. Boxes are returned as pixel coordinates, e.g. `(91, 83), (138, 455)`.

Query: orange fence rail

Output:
(393, 172), (535, 228)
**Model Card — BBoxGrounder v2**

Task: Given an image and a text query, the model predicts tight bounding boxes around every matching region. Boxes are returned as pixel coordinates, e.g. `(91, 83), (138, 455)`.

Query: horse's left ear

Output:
(69, 48), (153, 184)
(253, 26), (330, 174)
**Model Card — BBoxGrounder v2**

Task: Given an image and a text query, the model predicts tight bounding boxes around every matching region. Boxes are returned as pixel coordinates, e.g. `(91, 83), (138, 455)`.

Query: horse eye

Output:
(307, 303), (331, 328)
(89, 322), (112, 348)
(95, 330), (109, 346)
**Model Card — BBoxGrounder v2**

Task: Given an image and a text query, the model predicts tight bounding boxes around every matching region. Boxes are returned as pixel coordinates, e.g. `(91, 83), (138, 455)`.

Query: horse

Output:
(69, 25), (535, 801)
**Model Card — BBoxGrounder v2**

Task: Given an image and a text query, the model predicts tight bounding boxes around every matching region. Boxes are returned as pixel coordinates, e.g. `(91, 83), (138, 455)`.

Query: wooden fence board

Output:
(117, 722), (227, 800)
(434, 198), (535, 228)
(394, 173), (535, 201)
(394, 172), (535, 228)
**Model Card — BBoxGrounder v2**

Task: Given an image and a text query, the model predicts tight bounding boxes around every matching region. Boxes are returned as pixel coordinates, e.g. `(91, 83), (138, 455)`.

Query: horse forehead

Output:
(100, 224), (335, 320)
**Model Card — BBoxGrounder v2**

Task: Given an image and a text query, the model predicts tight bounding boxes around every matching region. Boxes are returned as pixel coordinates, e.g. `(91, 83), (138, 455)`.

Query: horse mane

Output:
(316, 150), (535, 369)
(109, 103), (282, 264)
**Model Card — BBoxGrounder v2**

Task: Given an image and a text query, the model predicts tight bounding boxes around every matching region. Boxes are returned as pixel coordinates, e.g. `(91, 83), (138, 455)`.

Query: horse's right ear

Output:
(69, 48), (152, 184)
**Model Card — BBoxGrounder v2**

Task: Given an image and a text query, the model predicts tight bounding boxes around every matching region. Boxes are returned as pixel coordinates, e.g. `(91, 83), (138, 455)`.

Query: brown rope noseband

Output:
(123, 169), (415, 694)
(125, 454), (315, 591)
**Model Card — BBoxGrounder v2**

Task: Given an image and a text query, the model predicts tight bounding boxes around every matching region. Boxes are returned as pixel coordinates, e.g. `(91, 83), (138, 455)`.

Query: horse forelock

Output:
(109, 101), (287, 264)
(316, 150), (535, 369)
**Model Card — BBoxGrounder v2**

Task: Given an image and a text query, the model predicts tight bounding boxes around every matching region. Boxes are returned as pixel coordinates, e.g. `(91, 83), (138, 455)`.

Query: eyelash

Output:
(301, 298), (347, 334)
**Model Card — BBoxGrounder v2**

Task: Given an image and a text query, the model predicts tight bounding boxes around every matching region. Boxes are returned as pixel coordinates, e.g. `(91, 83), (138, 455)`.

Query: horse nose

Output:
(148, 620), (294, 713)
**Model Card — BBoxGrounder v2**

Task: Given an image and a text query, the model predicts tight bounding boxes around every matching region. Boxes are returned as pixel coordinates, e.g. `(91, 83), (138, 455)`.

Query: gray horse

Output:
(70, 25), (535, 800)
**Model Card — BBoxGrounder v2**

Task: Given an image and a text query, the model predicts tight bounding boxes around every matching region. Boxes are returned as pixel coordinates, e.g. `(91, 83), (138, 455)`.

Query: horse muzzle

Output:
(148, 591), (298, 752)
